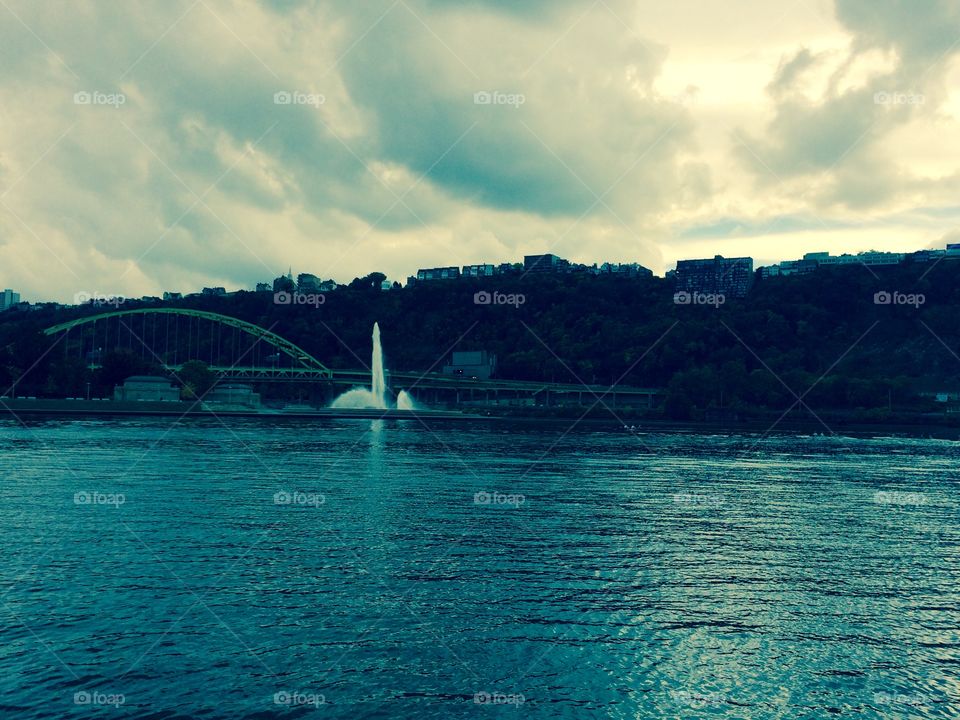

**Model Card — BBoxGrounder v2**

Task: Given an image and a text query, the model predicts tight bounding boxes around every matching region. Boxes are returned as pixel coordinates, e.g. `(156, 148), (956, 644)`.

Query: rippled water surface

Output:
(0, 418), (958, 718)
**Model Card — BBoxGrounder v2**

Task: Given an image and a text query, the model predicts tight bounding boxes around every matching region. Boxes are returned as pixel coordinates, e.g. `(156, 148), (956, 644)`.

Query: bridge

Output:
(43, 307), (659, 407)
(44, 307), (332, 380)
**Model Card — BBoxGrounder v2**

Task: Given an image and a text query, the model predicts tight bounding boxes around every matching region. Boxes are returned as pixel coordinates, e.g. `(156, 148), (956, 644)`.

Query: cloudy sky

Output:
(1, 0), (959, 301)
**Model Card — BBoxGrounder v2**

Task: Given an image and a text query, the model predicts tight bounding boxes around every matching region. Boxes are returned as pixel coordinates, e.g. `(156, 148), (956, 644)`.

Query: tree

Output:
(349, 272), (387, 291)
(273, 275), (295, 293)
(178, 361), (216, 400)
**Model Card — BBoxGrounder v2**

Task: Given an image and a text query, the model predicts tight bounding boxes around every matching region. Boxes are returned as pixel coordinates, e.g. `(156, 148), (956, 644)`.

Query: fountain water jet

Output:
(330, 323), (421, 410)
(396, 390), (418, 410)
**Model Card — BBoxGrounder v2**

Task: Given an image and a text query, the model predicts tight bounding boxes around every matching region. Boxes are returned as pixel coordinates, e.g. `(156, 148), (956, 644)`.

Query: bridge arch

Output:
(44, 308), (332, 379)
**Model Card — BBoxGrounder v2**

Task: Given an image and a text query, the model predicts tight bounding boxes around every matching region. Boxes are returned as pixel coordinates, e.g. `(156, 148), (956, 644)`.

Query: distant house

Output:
(817, 251), (904, 267)
(163, 292), (183, 301)
(417, 267), (460, 281)
(442, 351), (497, 380)
(597, 262), (653, 278)
(114, 376), (180, 402)
(202, 287), (227, 297)
(462, 264), (497, 278)
(759, 258), (818, 279)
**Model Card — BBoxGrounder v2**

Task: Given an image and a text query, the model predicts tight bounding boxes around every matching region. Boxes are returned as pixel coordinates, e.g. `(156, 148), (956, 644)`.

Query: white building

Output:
(114, 376), (180, 402)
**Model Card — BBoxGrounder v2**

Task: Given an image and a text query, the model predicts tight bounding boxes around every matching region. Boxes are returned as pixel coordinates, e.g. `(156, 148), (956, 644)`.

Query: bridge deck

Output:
(190, 366), (659, 395)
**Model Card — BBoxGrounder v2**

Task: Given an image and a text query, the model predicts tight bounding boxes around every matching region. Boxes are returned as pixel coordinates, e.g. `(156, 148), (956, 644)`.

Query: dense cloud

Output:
(0, 0), (957, 301)
(737, 0), (960, 211)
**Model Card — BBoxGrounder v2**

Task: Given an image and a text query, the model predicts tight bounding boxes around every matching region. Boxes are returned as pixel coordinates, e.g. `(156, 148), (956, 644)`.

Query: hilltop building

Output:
(463, 264), (497, 278)
(597, 262), (653, 278)
(524, 254), (567, 273)
(416, 267), (460, 281)
(759, 245), (960, 278)
(760, 256), (820, 279)
(1, 289), (21, 311)
(675, 256), (754, 297)
(817, 251), (905, 266)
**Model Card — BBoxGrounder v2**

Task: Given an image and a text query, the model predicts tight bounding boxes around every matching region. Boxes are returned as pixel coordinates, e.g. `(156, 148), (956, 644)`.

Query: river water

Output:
(0, 418), (957, 718)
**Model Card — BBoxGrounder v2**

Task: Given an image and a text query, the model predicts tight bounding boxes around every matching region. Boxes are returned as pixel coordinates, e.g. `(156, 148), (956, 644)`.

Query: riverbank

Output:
(2, 398), (958, 437)
(0, 398), (482, 421)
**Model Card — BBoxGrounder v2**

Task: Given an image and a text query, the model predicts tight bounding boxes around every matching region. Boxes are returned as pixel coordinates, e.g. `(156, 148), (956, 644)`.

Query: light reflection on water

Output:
(0, 418), (957, 719)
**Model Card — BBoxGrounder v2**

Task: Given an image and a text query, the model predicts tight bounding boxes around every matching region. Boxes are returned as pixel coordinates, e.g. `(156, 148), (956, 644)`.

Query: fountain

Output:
(330, 323), (420, 410)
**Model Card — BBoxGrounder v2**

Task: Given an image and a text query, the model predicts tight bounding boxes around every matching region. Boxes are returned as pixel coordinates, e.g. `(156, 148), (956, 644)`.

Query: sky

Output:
(1, 0), (959, 302)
